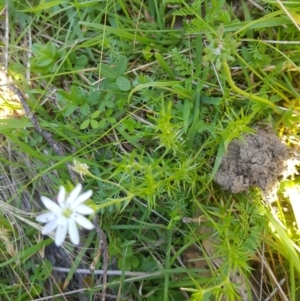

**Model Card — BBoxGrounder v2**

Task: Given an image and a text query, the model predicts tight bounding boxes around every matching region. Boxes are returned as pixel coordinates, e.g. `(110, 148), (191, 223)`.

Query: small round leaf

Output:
(107, 117), (116, 124)
(116, 76), (131, 91)
(91, 119), (99, 129)
(80, 119), (90, 130)
(98, 118), (106, 128)
(91, 110), (101, 119)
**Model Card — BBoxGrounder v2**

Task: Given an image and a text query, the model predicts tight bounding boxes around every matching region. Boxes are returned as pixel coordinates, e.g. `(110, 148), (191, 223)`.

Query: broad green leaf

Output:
(80, 119), (90, 130)
(107, 117), (116, 124)
(68, 51), (77, 63)
(100, 97), (114, 111)
(116, 56), (128, 75)
(116, 76), (131, 91)
(91, 110), (101, 119)
(98, 118), (106, 128)
(64, 104), (77, 117)
(118, 257), (131, 271)
(80, 103), (90, 116)
(71, 86), (87, 105)
(98, 63), (118, 80)
(106, 99), (115, 108)
(75, 54), (88, 68)
(36, 57), (53, 67)
(91, 119), (99, 129)
(88, 90), (101, 105)
(105, 108), (113, 117)
(57, 89), (72, 102)
(130, 255), (140, 268)
(35, 260), (52, 281)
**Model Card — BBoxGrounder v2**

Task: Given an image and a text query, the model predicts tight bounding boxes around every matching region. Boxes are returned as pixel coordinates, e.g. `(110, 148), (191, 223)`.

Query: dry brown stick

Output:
(90, 214), (109, 301)
(6, 78), (64, 155)
(4, 73), (77, 182)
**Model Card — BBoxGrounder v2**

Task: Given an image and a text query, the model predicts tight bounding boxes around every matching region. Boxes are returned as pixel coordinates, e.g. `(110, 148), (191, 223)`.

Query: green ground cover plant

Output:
(0, 0), (300, 300)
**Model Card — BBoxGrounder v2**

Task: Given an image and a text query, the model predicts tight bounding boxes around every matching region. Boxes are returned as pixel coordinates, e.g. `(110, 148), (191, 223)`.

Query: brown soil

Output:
(214, 125), (296, 200)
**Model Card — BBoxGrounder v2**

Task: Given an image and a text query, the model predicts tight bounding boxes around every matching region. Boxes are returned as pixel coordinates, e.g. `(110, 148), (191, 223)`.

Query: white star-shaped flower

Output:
(36, 184), (95, 246)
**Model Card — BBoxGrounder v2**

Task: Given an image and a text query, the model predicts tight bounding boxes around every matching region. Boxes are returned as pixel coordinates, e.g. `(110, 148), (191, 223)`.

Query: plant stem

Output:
(222, 60), (283, 114)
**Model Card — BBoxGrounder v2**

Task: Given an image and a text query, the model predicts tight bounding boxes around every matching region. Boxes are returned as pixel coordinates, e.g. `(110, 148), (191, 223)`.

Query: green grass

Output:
(0, 0), (300, 300)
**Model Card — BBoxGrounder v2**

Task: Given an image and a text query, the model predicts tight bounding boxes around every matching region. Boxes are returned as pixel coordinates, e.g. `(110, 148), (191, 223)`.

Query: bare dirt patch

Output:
(214, 125), (298, 201)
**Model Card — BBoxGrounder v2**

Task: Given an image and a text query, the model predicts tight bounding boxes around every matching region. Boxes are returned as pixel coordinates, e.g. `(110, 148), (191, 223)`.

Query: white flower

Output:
(36, 184), (95, 246)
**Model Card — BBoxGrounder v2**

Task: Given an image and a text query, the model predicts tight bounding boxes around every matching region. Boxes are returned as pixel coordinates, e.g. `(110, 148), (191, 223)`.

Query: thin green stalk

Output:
(222, 60), (283, 114)
(164, 230), (172, 301)
(236, 50), (292, 104)
(290, 261), (295, 301)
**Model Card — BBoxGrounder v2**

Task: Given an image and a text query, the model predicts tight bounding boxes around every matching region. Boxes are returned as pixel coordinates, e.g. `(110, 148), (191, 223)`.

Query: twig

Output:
(276, 0), (300, 32)
(3, 72), (78, 183)
(257, 249), (289, 301)
(10, 82), (65, 156)
(33, 271), (164, 301)
(4, 1), (9, 71)
(90, 214), (109, 301)
(31, 268), (206, 301)
(52, 267), (148, 277)
(264, 278), (286, 301)
(33, 292), (131, 301)
(259, 237), (265, 301)
(248, 0), (264, 11)
(26, 21), (32, 82)
(112, 128), (127, 154)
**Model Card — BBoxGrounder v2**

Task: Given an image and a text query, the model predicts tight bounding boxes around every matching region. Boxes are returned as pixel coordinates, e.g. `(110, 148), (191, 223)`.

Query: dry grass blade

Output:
(90, 214), (109, 301)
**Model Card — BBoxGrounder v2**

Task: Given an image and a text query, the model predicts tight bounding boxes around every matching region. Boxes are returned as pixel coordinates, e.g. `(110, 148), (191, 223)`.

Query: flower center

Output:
(62, 207), (73, 218)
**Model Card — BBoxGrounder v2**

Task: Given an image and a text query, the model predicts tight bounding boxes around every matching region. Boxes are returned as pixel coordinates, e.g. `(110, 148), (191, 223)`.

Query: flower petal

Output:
(71, 190), (93, 209)
(36, 212), (56, 223)
(41, 218), (59, 235)
(41, 196), (61, 213)
(68, 218), (79, 245)
(57, 186), (66, 207)
(65, 184), (82, 206)
(74, 204), (94, 215)
(54, 217), (68, 246)
(73, 213), (94, 230)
